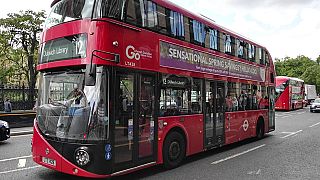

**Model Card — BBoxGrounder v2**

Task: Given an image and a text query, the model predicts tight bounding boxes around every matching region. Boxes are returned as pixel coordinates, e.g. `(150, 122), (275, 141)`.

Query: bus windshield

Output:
(275, 80), (288, 100)
(37, 69), (108, 141)
(45, 0), (95, 29)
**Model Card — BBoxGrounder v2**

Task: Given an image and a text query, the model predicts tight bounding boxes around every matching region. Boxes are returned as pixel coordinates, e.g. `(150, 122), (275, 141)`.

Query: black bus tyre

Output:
(163, 131), (186, 169)
(0, 127), (5, 141)
(256, 120), (265, 139)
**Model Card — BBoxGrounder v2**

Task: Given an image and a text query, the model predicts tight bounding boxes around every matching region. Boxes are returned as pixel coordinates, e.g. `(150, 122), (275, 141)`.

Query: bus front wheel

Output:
(163, 131), (186, 169)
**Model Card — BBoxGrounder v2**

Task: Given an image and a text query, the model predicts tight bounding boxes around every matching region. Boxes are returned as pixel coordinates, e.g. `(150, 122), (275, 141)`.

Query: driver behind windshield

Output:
(67, 87), (87, 106)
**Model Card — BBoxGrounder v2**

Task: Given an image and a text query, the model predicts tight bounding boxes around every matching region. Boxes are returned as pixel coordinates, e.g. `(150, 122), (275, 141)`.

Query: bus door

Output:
(113, 70), (157, 172)
(268, 87), (276, 131)
(204, 81), (225, 148)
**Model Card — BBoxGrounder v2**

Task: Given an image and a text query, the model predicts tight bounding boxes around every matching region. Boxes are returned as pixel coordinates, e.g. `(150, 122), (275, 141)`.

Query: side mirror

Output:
(85, 64), (96, 86)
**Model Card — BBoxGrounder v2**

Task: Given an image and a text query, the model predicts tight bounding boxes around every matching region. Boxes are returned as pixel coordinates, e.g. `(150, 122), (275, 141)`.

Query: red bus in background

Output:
(275, 76), (305, 111)
(32, 0), (276, 178)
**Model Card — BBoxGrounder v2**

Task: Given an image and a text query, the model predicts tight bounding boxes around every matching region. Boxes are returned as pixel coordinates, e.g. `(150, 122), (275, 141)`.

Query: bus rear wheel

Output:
(256, 119), (265, 139)
(163, 131), (186, 169)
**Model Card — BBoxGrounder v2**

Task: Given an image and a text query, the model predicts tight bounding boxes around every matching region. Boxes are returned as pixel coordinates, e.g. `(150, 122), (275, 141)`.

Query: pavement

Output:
(10, 126), (33, 136)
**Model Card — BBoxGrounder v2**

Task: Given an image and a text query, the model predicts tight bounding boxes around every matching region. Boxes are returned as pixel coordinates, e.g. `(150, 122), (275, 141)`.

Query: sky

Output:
(1, 0), (320, 60)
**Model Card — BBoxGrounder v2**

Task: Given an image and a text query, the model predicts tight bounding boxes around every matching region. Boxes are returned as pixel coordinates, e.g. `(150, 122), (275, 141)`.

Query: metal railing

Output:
(0, 84), (37, 111)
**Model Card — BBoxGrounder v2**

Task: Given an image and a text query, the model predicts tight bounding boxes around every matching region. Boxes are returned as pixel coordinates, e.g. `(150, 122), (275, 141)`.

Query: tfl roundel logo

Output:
(126, 45), (141, 60)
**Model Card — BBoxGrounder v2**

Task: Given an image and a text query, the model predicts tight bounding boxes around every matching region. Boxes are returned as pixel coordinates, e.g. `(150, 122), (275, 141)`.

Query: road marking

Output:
(297, 112), (305, 115)
(0, 155), (32, 163)
(256, 169), (261, 174)
(11, 130), (33, 134)
(211, 144), (266, 165)
(10, 130), (33, 136)
(17, 159), (27, 168)
(279, 115), (292, 118)
(249, 169), (261, 175)
(309, 122), (320, 128)
(11, 134), (33, 138)
(0, 165), (41, 175)
(280, 130), (303, 138)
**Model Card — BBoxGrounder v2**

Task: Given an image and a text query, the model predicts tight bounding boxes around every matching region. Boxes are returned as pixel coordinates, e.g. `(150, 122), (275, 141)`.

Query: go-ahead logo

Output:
(126, 45), (141, 60)
(126, 45), (153, 60)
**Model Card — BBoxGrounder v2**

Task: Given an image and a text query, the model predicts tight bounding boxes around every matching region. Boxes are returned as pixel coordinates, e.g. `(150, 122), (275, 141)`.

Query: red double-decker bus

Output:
(275, 76), (304, 111)
(32, 0), (276, 178)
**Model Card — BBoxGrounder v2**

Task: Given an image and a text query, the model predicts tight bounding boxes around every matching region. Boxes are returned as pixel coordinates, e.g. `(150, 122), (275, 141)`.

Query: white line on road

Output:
(280, 130), (303, 138)
(17, 159), (27, 168)
(256, 169), (261, 175)
(0, 165), (41, 175)
(0, 155), (32, 163)
(281, 132), (294, 134)
(11, 134), (33, 138)
(309, 122), (320, 128)
(11, 130), (33, 134)
(279, 115), (293, 118)
(297, 112), (305, 115)
(211, 144), (266, 165)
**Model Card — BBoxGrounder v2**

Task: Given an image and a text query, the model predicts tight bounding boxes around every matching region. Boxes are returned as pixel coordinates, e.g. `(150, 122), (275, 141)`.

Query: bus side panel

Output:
(183, 114), (204, 155)
(225, 110), (268, 145)
(157, 117), (189, 165)
(157, 115), (203, 164)
(249, 110), (269, 137)
(224, 112), (238, 145)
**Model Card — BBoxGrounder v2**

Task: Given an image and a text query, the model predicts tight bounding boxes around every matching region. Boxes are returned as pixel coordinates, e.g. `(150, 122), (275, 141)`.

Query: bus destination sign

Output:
(160, 41), (266, 82)
(40, 34), (87, 64)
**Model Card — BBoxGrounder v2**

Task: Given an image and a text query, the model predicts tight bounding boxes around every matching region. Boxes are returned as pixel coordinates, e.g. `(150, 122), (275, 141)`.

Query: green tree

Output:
(301, 65), (320, 93)
(275, 55), (320, 94)
(0, 10), (45, 101)
(275, 55), (317, 77)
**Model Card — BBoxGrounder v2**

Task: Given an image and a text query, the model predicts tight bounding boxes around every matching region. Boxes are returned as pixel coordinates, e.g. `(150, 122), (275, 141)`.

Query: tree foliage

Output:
(275, 55), (320, 93)
(0, 10), (45, 101)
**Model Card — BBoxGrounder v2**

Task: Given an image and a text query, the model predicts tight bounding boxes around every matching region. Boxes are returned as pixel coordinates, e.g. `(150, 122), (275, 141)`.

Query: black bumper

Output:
(310, 108), (320, 112)
(0, 127), (10, 141)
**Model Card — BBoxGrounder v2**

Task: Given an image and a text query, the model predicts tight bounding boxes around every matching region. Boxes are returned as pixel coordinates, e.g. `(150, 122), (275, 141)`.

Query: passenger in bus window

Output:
(238, 91), (247, 111)
(256, 90), (262, 105)
(252, 92), (258, 110)
(259, 96), (269, 109)
(209, 93), (214, 107)
(232, 96), (238, 111)
(226, 95), (233, 112)
(246, 93), (252, 110)
(176, 96), (182, 107)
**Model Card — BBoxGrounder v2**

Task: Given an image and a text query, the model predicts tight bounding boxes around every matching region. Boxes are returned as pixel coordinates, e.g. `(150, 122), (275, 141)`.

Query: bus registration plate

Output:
(42, 157), (56, 167)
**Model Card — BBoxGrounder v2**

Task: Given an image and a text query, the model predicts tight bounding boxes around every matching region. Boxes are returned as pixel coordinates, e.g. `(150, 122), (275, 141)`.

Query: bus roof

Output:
(48, 0), (270, 55)
(276, 76), (304, 82)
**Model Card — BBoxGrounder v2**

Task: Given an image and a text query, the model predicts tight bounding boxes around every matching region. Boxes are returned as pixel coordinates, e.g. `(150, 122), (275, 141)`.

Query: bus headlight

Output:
(75, 147), (90, 166)
(3, 122), (8, 128)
